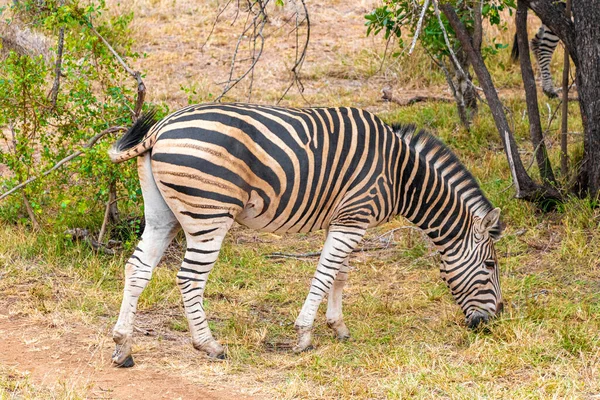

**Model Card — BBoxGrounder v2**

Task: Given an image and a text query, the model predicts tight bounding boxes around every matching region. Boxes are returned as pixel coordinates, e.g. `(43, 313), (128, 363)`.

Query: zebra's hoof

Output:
(292, 344), (314, 353)
(114, 355), (135, 368)
(195, 339), (226, 359)
(543, 89), (559, 99)
(327, 320), (351, 341)
(293, 325), (313, 353)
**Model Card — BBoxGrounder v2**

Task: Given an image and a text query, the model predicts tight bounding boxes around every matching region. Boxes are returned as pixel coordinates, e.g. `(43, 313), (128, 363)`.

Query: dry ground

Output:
(0, 308), (255, 399)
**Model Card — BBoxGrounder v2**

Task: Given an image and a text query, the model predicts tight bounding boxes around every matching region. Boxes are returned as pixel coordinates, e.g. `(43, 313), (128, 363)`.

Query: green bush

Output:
(0, 0), (152, 234)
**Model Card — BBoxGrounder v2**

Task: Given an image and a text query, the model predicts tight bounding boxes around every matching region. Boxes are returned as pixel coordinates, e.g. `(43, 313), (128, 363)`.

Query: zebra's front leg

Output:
(294, 226), (365, 353)
(112, 219), (180, 367)
(326, 259), (351, 341)
(178, 227), (230, 359)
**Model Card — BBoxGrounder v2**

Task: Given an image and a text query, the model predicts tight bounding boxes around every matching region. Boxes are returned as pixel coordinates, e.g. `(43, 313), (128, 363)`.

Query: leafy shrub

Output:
(0, 0), (151, 234)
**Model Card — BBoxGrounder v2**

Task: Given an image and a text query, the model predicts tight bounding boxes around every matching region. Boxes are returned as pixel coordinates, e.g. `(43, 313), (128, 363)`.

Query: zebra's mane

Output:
(391, 123), (502, 239)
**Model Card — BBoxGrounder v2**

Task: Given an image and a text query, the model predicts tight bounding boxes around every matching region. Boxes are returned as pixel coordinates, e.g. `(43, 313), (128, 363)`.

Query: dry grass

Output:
(1, 0), (597, 399)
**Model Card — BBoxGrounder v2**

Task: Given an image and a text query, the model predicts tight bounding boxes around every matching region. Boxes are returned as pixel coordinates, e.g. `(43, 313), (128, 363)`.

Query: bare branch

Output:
(22, 192), (41, 231)
(472, 0), (483, 52)
(432, 0), (468, 86)
(49, 27), (64, 108)
(87, 23), (145, 119)
(0, 126), (126, 201)
(200, 0), (234, 51)
(215, 0), (268, 102)
(409, 0), (431, 55)
(278, 0), (310, 104)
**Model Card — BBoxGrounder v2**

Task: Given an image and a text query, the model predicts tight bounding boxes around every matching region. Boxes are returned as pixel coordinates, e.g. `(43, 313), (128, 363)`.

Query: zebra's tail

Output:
(109, 110), (159, 163)
(510, 32), (519, 62)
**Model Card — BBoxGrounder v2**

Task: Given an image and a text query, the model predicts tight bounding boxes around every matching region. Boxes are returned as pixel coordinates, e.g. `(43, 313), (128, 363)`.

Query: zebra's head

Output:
(439, 207), (504, 329)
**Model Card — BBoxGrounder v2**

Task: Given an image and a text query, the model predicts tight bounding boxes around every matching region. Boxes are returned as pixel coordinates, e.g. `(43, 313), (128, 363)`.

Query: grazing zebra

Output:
(108, 103), (504, 367)
(511, 1), (566, 98)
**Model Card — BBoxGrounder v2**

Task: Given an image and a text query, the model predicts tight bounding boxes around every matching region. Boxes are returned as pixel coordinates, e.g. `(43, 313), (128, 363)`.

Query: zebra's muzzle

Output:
(466, 312), (490, 329)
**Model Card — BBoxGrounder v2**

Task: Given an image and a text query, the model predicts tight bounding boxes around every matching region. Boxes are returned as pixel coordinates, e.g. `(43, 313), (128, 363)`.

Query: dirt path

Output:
(0, 312), (255, 399)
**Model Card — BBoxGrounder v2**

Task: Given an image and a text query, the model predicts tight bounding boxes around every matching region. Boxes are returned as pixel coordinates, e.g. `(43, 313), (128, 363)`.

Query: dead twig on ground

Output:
(65, 228), (119, 255)
(381, 87), (453, 106)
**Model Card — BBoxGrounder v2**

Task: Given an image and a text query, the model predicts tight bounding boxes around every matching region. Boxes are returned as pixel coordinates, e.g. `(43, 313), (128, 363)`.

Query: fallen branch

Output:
(0, 126), (126, 201)
(266, 245), (394, 259)
(381, 88), (453, 106)
(266, 251), (321, 259)
(65, 228), (119, 255)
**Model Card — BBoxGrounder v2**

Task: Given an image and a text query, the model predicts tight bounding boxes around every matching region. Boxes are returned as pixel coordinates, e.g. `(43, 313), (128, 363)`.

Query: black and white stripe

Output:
(109, 103), (504, 365)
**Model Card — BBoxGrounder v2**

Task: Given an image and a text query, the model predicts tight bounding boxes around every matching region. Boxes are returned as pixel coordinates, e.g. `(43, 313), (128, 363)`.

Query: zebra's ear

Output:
(479, 207), (502, 239)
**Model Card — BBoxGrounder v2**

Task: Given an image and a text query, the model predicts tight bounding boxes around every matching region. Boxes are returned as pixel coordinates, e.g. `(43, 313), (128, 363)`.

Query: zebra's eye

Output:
(483, 260), (495, 270)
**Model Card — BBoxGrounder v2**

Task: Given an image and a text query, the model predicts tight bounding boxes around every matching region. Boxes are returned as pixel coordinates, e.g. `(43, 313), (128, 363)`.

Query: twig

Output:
(266, 251), (321, 259)
(98, 194), (128, 244)
(0, 126), (126, 201)
(560, 0), (572, 178)
(381, 89), (453, 106)
(432, 0), (470, 87)
(49, 27), (64, 108)
(215, 0), (268, 102)
(409, 0), (431, 55)
(265, 245), (396, 259)
(277, 0), (310, 104)
(200, 0), (234, 51)
(134, 326), (156, 336)
(22, 192), (41, 231)
(87, 23), (145, 119)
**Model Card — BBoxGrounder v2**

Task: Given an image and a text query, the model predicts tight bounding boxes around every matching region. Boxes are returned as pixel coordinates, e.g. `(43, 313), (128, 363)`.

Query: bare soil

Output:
(0, 307), (256, 399)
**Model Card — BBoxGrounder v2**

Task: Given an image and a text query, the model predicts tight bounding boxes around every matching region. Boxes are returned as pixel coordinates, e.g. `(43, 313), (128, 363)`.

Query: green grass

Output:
(1, 184), (599, 398)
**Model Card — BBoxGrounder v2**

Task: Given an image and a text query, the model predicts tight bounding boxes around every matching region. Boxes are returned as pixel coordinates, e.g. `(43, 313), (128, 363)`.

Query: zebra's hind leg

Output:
(294, 225), (366, 353)
(326, 259), (351, 341)
(112, 154), (181, 367)
(531, 25), (560, 98)
(178, 220), (233, 359)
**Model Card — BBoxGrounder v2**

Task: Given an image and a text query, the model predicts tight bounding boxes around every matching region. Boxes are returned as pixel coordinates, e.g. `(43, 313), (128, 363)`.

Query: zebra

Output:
(108, 103), (504, 367)
(511, 1), (566, 98)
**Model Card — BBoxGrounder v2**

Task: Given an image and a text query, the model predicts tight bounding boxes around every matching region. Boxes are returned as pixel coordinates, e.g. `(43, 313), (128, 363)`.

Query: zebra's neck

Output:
(390, 125), (492, 251)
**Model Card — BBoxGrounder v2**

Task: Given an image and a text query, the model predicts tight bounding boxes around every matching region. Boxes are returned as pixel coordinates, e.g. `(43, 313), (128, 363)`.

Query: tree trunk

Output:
(516, 0), (557, 185)
(523, 0), (600, 198)
(572, 1), (600, 198)
(559, 0), (571, 178)
(108, 180), (120, 224)
(441, 4), (561, 205)
(454, 48), (478, 126)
